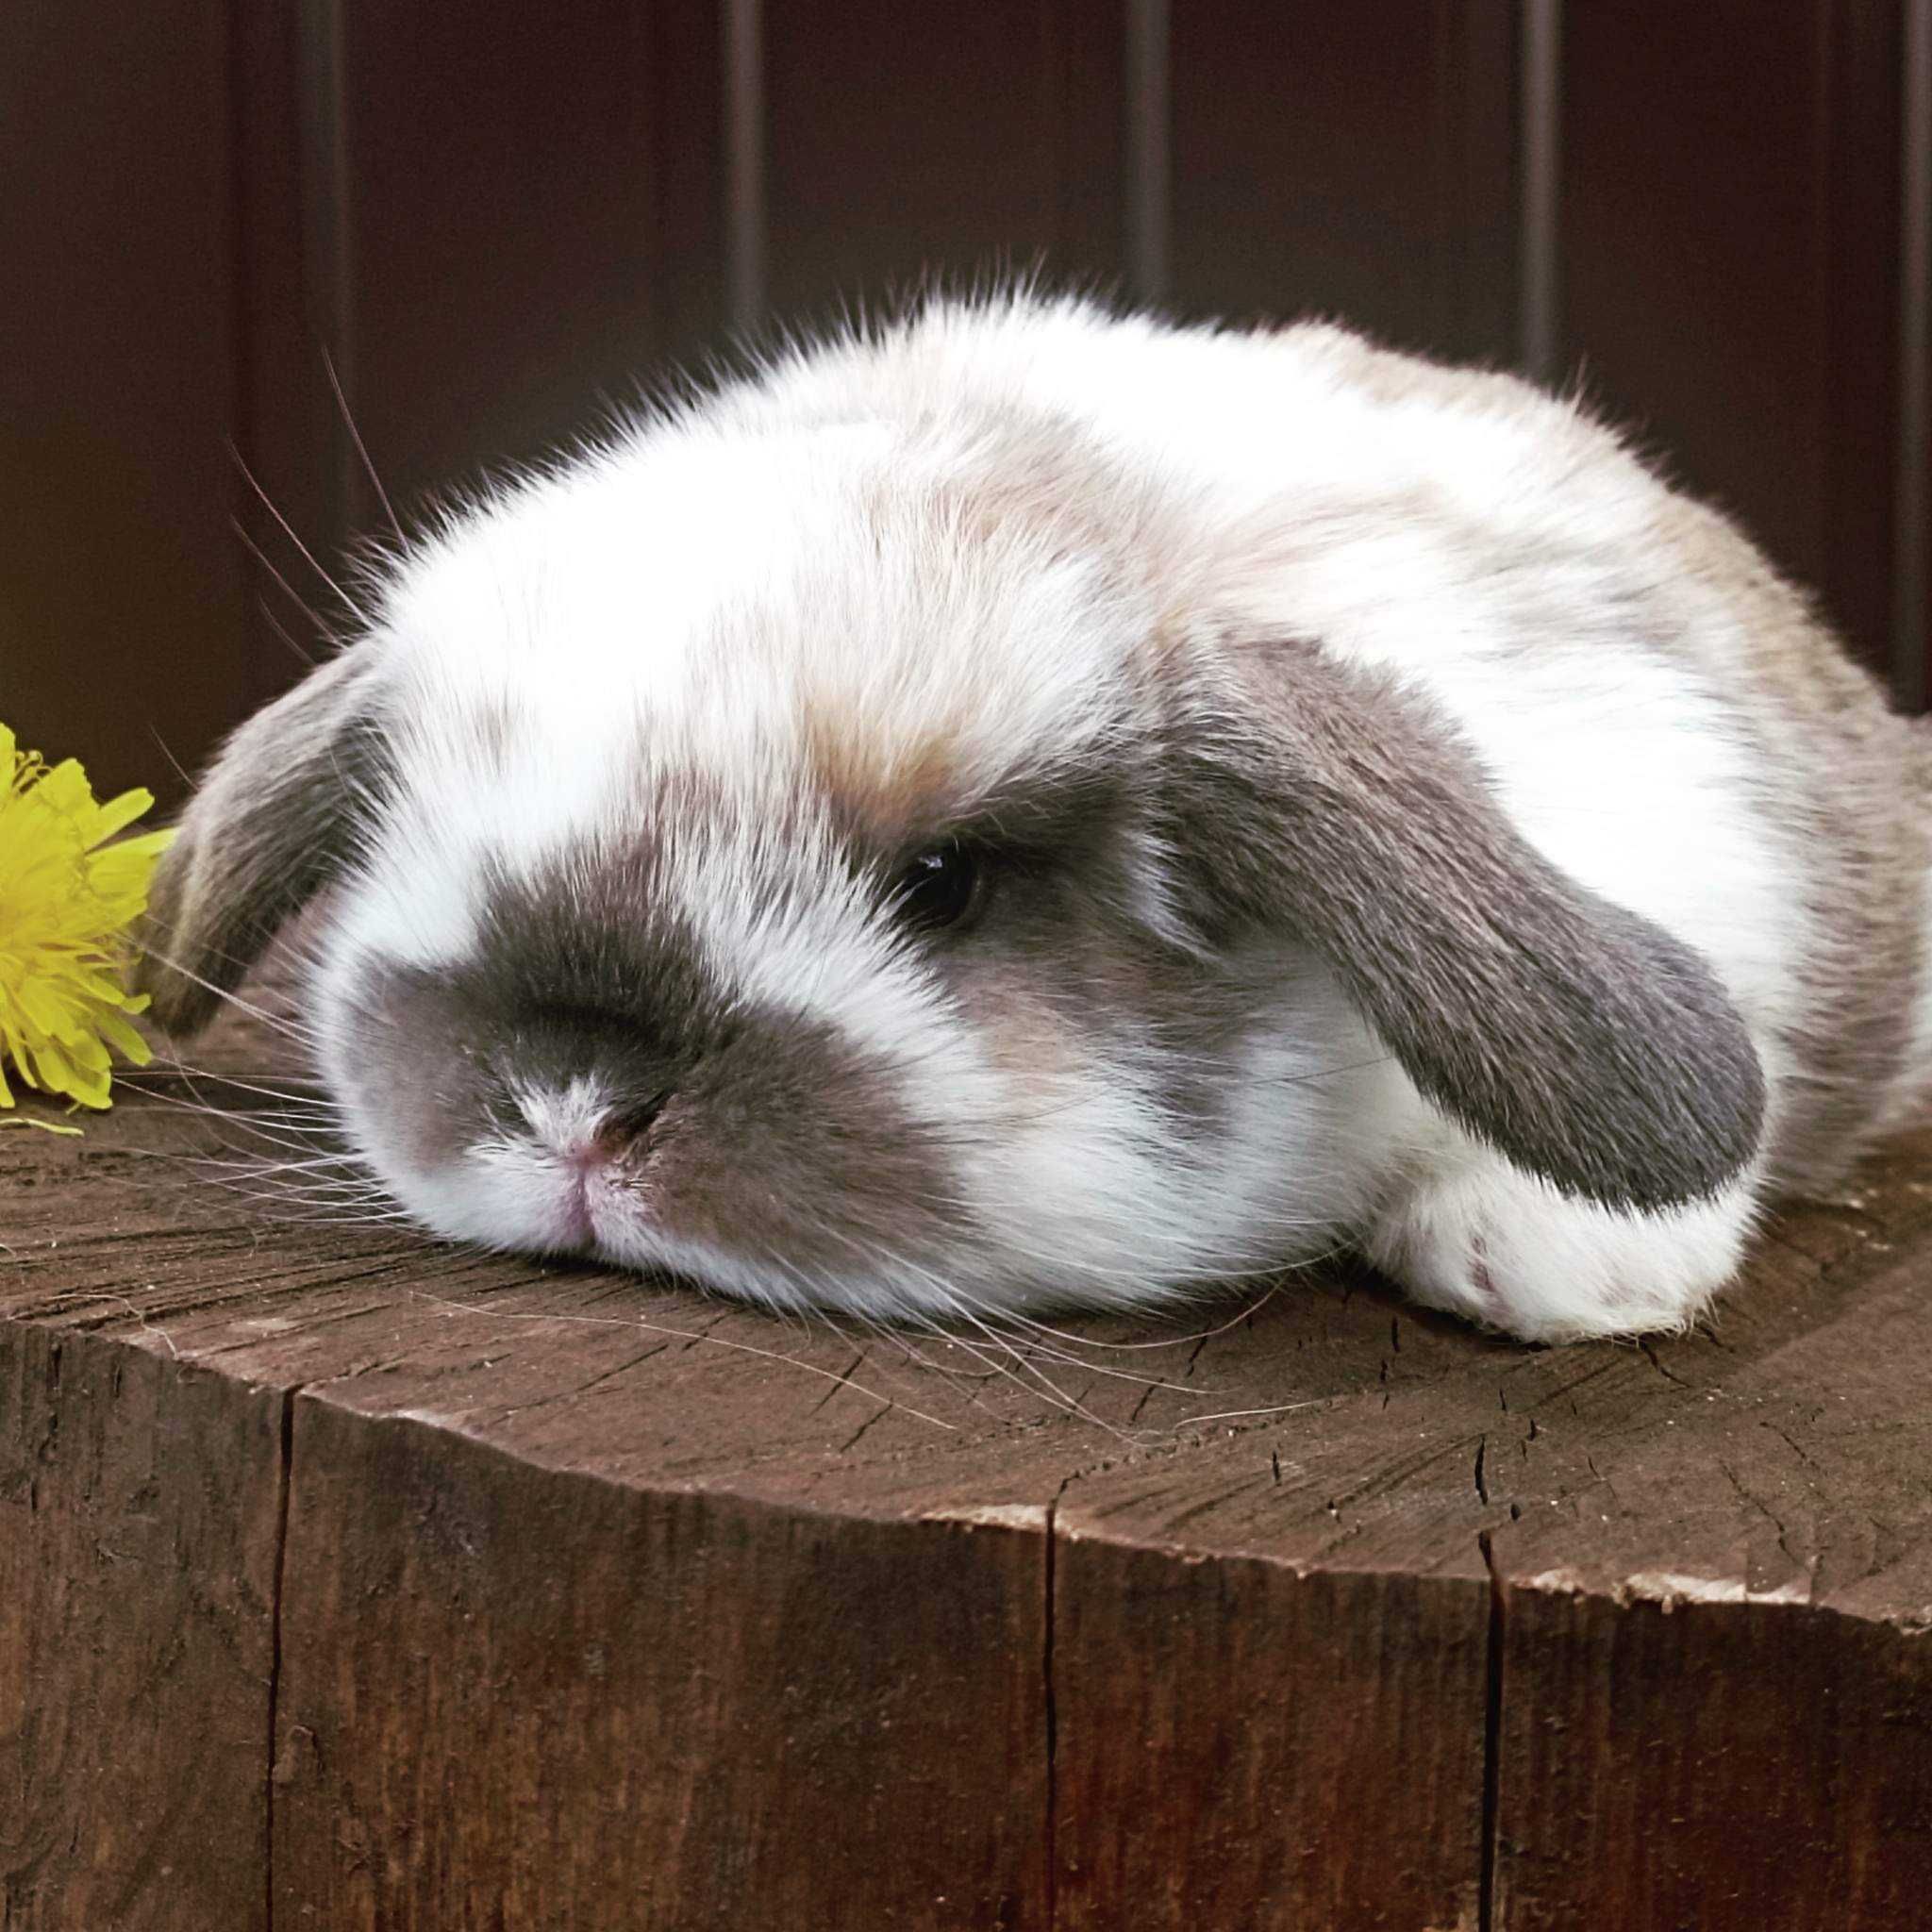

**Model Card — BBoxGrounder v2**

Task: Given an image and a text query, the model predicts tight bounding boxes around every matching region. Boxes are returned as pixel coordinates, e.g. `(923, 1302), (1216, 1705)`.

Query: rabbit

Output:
(135, 292), (1932, 1342)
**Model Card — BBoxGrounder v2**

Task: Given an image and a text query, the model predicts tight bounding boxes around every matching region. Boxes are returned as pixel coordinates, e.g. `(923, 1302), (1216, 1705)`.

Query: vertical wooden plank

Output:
(1491, 1587), (1932, 1930)
(0, 2), (248, 802)
(1168, 1), (1520, 363)
(724, 0), (768, 331)
(339, 1), (725, 523)
(1517, 0), (1562, 379)
(1900, 0), (1931, 708)
(1438, 0), (1524, 366)
(1124, 0), (1172, 305)
(1560, 0), (1905, 678)
(1052, 0), (1135, 300)
(0, 1330), (283, 1930)
(231, 0), (357, 719)
(1822, 0), (1911, 687)
(629, 1), (732, 375)
(758, 1), (1127, 325)
(1051, 1542), (1491, 1930)
(272, 1400), (1051, 1928)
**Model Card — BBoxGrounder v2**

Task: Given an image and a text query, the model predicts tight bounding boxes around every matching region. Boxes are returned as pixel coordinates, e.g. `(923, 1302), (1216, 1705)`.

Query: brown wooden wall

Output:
(4, 2), (1928, 805)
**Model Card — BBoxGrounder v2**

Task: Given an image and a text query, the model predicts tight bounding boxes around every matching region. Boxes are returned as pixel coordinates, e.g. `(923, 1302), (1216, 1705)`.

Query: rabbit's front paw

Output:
(1364, 1154), (1757, 1341)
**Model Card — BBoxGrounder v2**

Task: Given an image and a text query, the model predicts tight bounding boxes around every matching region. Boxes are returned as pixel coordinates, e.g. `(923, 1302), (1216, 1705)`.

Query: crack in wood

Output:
(1476, 1530), (1505, 1932)
(264, 1388), (295, 1932)
(10, 1042), (1932, 1924)
(808, 1349), (869, 1414)
(1042, 1494), (1058, 1932)
(1713, 1456), (1807, 1585)
(494, 1343), (678, 1422)
(834, 1402), (894, 1455)
(1636, 1337), (1690, 1388)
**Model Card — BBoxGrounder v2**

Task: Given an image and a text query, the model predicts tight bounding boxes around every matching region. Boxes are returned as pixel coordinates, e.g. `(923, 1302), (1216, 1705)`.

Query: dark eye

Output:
(889, 840), (986, 936)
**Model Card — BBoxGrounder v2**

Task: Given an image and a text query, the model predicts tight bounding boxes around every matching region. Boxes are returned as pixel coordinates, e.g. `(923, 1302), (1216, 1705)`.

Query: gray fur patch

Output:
(134, 646), (391, 1035)
(346, 844), (974, 1275)
(1173, 634), (1767, 1209)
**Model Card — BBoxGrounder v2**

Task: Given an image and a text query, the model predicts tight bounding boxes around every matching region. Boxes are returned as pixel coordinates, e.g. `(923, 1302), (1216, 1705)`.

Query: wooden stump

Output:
(4, 1015), (1931, 1928)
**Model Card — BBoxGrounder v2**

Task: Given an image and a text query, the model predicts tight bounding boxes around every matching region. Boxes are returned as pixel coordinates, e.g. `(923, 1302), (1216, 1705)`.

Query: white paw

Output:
(1363, 1153), (1758, 1341)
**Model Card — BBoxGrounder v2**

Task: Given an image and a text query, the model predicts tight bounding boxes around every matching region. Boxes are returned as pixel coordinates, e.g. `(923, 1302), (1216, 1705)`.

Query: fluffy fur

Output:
(138, 294), (1932, 1341)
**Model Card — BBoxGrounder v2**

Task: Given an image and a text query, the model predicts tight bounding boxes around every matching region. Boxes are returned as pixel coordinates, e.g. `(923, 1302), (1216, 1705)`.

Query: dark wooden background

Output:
(4, 2), (1928, 806)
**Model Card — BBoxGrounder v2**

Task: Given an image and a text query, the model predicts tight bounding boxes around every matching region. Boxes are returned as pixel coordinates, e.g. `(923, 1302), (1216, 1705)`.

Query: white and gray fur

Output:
(138, 294), (1932, 1341)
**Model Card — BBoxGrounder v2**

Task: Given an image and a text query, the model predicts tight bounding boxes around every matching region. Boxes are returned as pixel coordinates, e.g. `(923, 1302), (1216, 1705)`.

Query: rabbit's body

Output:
(140, 297), (1931, 1340)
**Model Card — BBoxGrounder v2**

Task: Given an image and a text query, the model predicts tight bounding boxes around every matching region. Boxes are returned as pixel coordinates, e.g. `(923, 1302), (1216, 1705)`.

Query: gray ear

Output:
(134, 646), (388, 1036)
(1174, 634), (1765, 1210)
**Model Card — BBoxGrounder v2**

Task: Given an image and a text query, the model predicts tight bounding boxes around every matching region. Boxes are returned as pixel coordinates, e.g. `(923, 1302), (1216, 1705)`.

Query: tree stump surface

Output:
(4, 994), (1930, 1929)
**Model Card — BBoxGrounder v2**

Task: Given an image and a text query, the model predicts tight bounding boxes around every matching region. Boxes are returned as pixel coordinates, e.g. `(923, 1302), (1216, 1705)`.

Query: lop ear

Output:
(134, 645), (388, 1036)
(1173, 634), (1765, 1210)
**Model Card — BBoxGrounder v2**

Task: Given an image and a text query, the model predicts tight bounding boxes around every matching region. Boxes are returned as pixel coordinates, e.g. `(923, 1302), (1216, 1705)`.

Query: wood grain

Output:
(1051, 1549), (1488, 1930)
(273, 1415), (1049, 1929)
(0, 1324), (284, 1930)
(1483, 1232), (1932, 1929)
(5, 1008), (1932, 1922)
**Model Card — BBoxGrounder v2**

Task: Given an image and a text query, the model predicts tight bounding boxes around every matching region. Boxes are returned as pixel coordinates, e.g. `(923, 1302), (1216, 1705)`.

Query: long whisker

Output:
(256, 594), (317, 666)
(842, 1237), (1219, 1401)
(319, 339), (406, 545)
(228, 514), (342, 643)
(132, 941), (328, 1047)
(971, 1283), (1280, 1357)
(227, 441), (366, 619)
(922, 1285), (1137, 1439)
(404, 1285), (957, 1434)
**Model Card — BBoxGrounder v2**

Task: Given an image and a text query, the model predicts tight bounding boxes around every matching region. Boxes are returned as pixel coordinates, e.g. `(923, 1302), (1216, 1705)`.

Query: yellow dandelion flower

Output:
(0, 722), (175, 1120)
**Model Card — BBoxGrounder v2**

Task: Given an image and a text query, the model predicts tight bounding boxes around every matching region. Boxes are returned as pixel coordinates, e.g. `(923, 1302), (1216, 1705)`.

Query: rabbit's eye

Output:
(889, 840), (985, 936)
